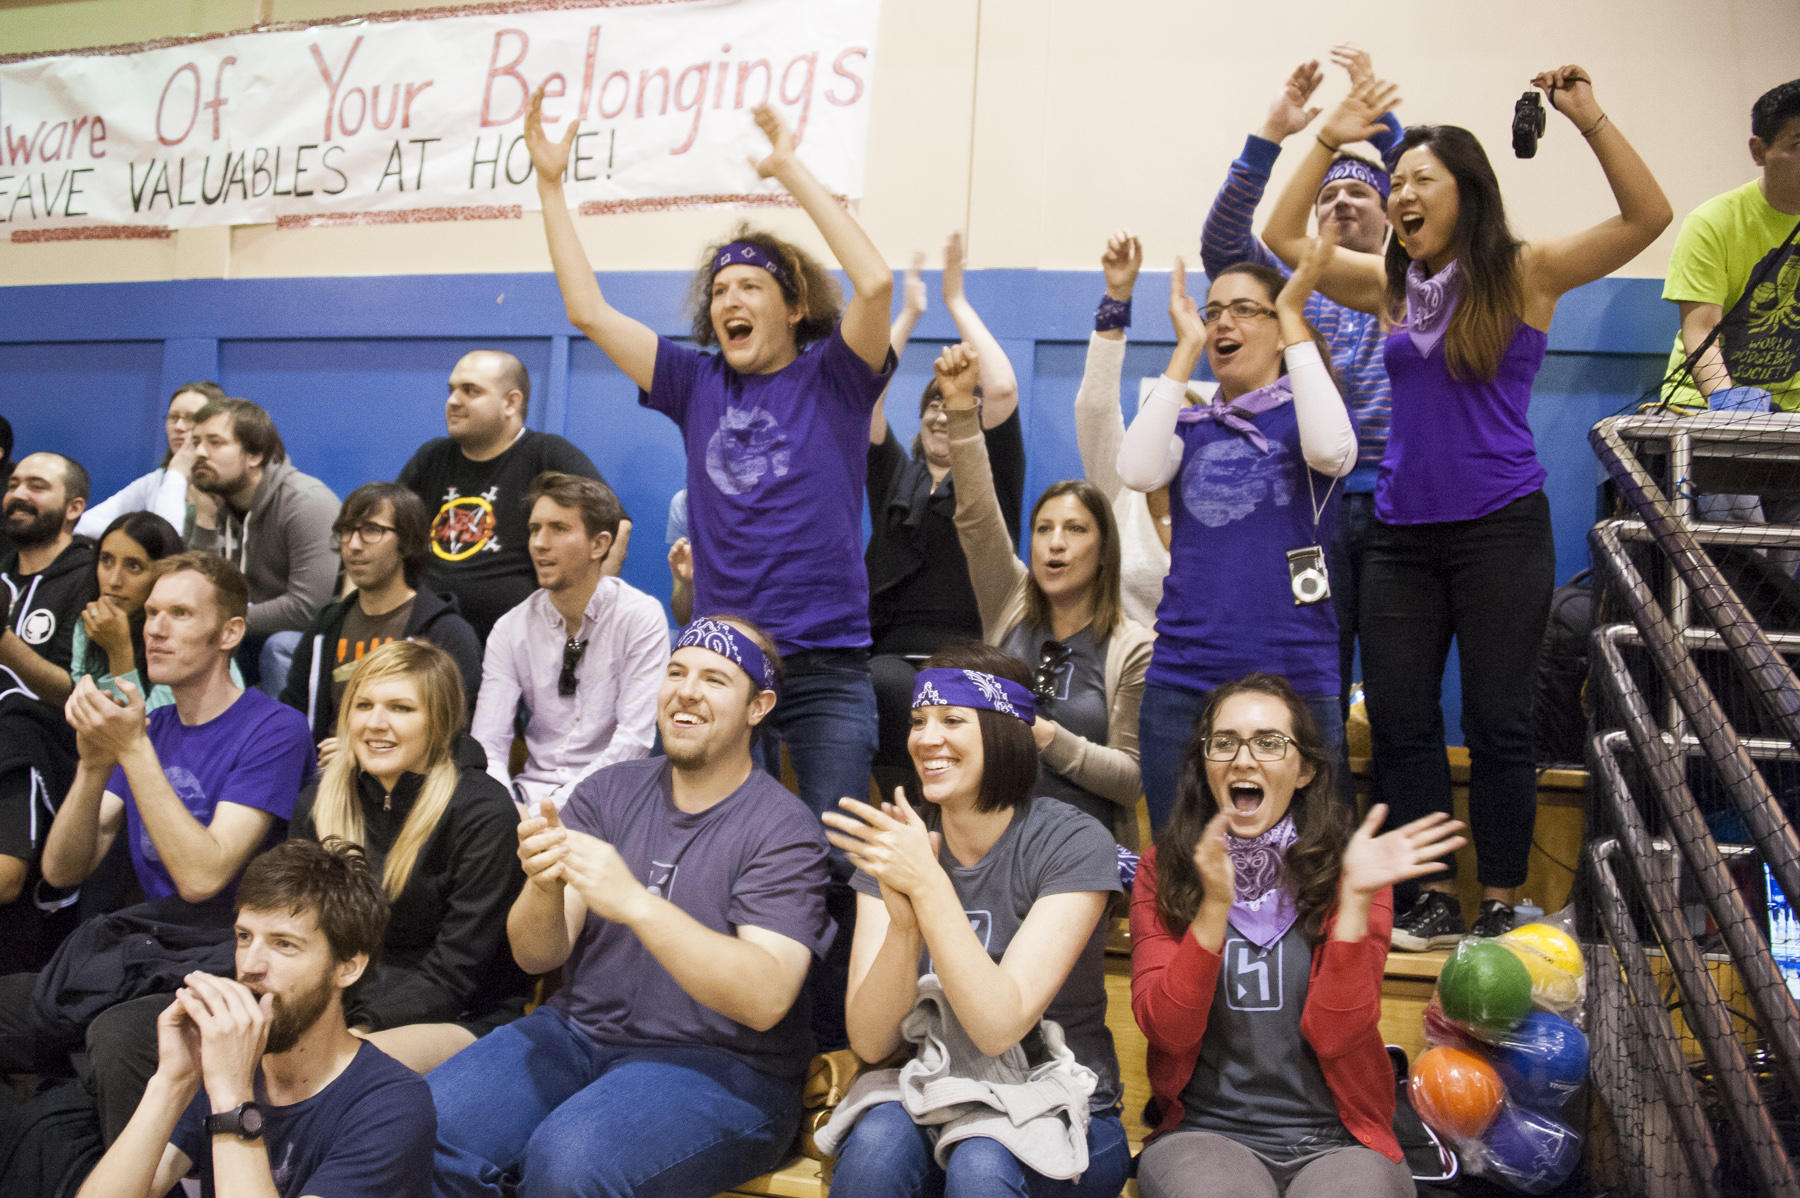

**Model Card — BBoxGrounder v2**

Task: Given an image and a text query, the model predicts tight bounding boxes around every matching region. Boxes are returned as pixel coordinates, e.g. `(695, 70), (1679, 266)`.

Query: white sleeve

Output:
(1115, 376), (1188, 492)
(74, 470), (159, 539)
(1074, 333), (1129, 501)
(470, 630), (525, 797)
(1286, 341), (1358, 479)
(149, 465), (190, 531)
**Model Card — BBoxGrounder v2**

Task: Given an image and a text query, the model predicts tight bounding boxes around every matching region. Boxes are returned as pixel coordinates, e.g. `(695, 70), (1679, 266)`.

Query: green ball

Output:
(1438, 940), (1534, 1039)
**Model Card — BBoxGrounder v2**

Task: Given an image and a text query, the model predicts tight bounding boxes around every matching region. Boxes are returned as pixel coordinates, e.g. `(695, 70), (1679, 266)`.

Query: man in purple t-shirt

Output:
(430, 615), (832, 1198)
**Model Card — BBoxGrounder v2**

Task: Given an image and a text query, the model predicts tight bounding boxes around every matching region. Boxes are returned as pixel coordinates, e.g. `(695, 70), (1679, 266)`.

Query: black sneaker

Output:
(1471, 899), (1517, 939)
(1390, 890), (1466, 952)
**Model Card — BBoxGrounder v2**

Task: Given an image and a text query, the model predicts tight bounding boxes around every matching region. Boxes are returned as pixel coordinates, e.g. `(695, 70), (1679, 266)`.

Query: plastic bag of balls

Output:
(1407, 908), (1588, 1194)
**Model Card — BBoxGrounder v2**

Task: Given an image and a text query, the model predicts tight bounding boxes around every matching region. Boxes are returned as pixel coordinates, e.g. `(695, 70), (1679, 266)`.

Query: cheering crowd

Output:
(0, 41), (1797, 1198)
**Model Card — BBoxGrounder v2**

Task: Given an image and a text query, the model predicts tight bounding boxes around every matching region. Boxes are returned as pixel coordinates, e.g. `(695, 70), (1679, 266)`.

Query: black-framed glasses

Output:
(1030, 640), (1074, 704)
(329, 522), (397, 551)
(1203, 732), (1296, 762)
(1200, 300), (1278, 325)
(559, 637), (588, 698)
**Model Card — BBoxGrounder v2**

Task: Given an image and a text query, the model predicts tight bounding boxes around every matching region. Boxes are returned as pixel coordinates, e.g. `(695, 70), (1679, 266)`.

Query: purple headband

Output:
(676, 618), (778, 694)
(911, 668), (1037, 725)
(1320, 158), (1391, 202)
(712, 241), (789, 288)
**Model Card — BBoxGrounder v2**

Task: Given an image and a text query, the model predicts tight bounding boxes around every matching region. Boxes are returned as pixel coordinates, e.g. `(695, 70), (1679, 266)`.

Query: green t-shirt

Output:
(1662, 180), (1800, 409)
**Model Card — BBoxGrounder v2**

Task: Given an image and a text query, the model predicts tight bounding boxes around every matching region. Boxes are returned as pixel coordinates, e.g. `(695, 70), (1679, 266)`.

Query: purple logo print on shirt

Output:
(1182, 439), (1295, 528)
(705, 406), (793, 496)
(138, 765), (213, 868)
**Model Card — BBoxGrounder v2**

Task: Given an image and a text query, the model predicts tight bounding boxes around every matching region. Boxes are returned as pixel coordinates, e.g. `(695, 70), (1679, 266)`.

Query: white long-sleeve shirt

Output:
(74, 467), (189, 540)
(1073, 332), (1171, 629)
(471, 575), (670, 811)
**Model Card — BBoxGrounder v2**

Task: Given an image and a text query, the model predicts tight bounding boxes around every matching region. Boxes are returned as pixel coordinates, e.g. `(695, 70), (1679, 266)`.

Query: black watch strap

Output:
(203, 1101), (265, 1140)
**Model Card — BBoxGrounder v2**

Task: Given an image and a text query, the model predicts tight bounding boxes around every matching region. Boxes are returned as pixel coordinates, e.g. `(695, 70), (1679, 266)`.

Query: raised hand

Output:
(1168, 257), (1206, 351)
(750, 104), (796, 179)
(517, 797), (569, 894)
(942, 231), (967, 308)
(1531, 65), (1603, 129)
(668, 537), (693, 584)
(1260, 60), (1324, 143)
(1330, 43), (1375, 89)
(81, 595), (134, 670)
(932, 342), (980, 408)
(524, 85), (578, 183)
(1318, 78), (1402, 151)
(1191, 811), (1236, 904)
(1101, 230), (1142, 301)
(176, 972), (272, 1106)
(824, 791), (945, 901)
(1339, 804), (1467, 897)
(65, 674), (147, 765)
(153, 989), (204, 1090)
(1277, 227), (1338, 318)
(901, 251), (928, 319)
(315, 737), (342, 772)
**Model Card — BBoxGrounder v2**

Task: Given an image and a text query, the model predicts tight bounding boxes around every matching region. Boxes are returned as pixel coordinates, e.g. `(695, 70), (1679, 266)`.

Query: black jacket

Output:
(1, 536), (98, 684)
(279, 588), (483, 742)
(291, 767), (528, 1030)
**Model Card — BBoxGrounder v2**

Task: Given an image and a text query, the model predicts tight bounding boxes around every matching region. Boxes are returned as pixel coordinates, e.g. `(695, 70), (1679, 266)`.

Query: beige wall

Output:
(2, 0), (1795, 286)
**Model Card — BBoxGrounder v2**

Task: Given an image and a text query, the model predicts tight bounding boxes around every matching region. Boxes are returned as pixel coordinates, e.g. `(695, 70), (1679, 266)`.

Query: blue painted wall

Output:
(0, 269), (1673, 743)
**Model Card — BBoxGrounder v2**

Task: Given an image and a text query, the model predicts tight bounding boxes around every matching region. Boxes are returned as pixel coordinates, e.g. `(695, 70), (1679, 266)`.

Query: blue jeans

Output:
(830, 1100), (1130, 1198)
(429, 1006), (802, 1198)
(1139, 682), (1348, 832)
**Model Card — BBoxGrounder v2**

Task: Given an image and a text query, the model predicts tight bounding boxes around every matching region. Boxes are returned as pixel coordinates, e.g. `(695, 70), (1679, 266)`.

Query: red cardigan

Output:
(1128, 846), (1401, 1161)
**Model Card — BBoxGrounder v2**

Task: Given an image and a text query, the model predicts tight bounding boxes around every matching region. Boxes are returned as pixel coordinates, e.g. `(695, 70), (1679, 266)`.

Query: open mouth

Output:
(723, 318), (753, 348)
(1228, 781), (1265, 815)
(1399, 214), (1425, 238)
(361, 738), (397, 755)
(1214, 337), (1243, 361)
(668, 710), (706, 729)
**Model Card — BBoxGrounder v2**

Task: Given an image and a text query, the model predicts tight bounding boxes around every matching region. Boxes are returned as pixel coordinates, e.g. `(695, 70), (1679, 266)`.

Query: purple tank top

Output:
(1375, 320), (1548, 525)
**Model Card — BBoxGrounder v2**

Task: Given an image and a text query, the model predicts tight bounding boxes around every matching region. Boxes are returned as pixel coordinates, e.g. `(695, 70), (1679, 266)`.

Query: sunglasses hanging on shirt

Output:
(1030, 640), (1074, 704)
(559, 637), (588, 698)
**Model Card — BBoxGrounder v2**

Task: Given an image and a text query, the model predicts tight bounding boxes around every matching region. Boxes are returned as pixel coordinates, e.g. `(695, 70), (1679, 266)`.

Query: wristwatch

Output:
(204, 1101), (265, 1140)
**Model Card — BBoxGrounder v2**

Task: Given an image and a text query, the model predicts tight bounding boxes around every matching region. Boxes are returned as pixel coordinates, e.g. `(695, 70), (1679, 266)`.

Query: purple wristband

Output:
(1096, 295), (1131, 332)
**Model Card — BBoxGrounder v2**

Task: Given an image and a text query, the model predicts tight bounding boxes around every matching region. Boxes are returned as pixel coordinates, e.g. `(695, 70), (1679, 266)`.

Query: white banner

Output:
(0, 0), (879, 237)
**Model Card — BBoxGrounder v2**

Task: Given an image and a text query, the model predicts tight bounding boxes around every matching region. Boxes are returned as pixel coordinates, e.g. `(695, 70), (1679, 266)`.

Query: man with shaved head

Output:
(399, 350), (630, 640)
(1, 451), (96, 708)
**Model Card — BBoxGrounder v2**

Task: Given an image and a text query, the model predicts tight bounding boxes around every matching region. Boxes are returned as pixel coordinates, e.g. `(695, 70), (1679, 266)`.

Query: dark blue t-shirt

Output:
(108, 687), (314, 901)
(171, 1040), (435, 1198)
(640, 326), (896, 655)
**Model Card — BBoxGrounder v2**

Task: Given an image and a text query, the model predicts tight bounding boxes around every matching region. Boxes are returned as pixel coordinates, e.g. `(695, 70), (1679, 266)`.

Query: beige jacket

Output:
(946, 406), (1154, 848)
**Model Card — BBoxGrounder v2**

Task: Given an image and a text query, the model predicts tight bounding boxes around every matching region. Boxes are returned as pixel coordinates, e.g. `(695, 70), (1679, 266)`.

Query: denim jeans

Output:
(1359, 490), (1555, 889)
(829, 1100), (1132, 1198)
(1328, 491), (1378, 719)
(1139, 683), (1348, 833)
(428, 1005), (802, 1198)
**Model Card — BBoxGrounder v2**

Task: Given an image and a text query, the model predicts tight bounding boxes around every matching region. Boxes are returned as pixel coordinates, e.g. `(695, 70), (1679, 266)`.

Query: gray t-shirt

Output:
(852, 797), (1123, 1110)
(1178, 918), (1354, 1157)
(1001, 624), (1112, 831)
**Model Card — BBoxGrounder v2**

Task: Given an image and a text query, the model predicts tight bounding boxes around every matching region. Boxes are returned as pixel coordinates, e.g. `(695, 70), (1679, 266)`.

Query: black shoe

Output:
(1471, 899), (1517, 939)
(1390, 890), (1466, 952)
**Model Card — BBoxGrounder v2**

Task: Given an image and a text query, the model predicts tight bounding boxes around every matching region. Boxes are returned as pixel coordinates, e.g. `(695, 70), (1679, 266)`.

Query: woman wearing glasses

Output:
(1117, 238), (1357, 831)
(1130, 673), (1463, 1197)
(74, 381), (224, 540)
(934, 344), (1153, 846)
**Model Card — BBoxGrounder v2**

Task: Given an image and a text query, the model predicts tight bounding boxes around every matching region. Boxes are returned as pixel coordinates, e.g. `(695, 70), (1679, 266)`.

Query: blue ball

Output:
(1491, 1011), (1589, 1113)
(1483, 1104), (1582, 1194)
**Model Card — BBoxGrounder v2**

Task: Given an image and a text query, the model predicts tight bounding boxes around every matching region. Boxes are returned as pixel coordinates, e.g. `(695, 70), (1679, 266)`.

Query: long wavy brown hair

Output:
(686, 222), (842, 351)
(1153, 673), (1353, 944)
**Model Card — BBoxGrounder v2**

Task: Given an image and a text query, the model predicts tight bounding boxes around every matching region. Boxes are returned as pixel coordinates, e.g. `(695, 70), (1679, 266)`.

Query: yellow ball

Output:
(1500, 924), (1584, 1010)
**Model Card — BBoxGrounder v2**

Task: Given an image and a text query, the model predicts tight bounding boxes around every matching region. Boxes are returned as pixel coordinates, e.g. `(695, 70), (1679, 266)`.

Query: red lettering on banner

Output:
(598, 72), (629, 120)
(4, 124), (43, 165)
(714, 44), (730, 108)
(310, 37), (364, 140)
(481, 30), (531, 127)
(402, 81), (434, 129)
(539, 73), (567, 123)
(89, 118), (107, 159)
(577, 27), (601, 120)
(204, 58), (237, 139)
(780, 53), (817, 145)
(371, 85), (399, 131)
(637, 68), (669, 118)
(156, 63), (201, 146)
(39, 122), (67, 162)
(671, 63), (710, 155)
(735, 60), (770, 109)
(827, 49), (867, 106)
(68, 118), (91, 157)
(340, 88), (368, 136)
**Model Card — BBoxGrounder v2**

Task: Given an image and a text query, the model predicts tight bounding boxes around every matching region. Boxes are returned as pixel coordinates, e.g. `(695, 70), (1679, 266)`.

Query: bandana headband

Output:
(712, 241), (790, 288)
(1320, 158), (1391, 203)
(676, 618), (778, 694)
(911, 668), (1037, 726)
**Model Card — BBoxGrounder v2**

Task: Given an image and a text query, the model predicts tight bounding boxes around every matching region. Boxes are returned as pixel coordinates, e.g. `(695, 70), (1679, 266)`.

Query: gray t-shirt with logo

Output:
(852, 797), (1123, 1111)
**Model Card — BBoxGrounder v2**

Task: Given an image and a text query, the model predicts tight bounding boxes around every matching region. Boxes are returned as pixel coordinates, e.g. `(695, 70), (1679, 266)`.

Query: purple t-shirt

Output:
(1376, 321), (1549, 525)
(108, 688), (314, 902)
(1148, 400), (1342, 697)
(640, 326), (896, 654)
(551, 757), (833, 1078)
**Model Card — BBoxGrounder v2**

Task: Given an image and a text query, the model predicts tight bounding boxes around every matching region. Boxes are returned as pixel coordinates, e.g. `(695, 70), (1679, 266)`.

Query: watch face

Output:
(239, 1104), (264, 1137)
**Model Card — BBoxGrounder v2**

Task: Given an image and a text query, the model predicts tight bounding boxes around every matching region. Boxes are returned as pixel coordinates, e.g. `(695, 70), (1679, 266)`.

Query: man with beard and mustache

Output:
(1, 451), (97, 709)
(429, 615), (832, 1198)
(75, 836), (436, 1198)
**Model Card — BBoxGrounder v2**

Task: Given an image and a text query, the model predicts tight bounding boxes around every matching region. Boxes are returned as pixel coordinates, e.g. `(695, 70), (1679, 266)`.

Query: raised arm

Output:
(1276, 233), (1358, 477)
(526, 88), (660, 391)
(750, 106), (893, 368)
(1116, 261), (1203, 493)
(1516, 67), (1673, 325)
(940, 231), (1019, 428)
(1202, 62), (1320, 276)
(1263, 79), (1401, 315)
(1075, 232), (1140, 501)
(937, 345), (1029, 637)
(871, 252), (928, 445)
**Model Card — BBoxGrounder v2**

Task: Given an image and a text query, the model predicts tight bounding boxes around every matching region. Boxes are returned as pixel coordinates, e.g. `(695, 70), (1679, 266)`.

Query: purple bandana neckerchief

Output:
(911, 667), (1037, 725)
(1227, 814), (1300, 950)
(1403, 258), (1462, 360)
(676, 617), (778, 694)
(1177, 376), (1293, 454)
(712, 241), (789, 288)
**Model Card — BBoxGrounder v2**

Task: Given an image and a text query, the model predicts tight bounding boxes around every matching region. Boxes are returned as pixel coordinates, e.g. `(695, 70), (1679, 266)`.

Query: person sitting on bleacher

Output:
(429, 615), (832, 1198)
(1129, 673), (1463, 1198)
(822, 641), (1129, 1198)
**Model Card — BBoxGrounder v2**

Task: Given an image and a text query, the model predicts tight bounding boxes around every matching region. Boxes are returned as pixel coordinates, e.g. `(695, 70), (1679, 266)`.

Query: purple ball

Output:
(1483, 1104), (1581, 1194)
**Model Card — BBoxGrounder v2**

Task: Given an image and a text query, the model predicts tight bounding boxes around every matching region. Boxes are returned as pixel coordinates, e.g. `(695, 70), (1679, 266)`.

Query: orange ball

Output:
(1410, 1046), (1506, 1142)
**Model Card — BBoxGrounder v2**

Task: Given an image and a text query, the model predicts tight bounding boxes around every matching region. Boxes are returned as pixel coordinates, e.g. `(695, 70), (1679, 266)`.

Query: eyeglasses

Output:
(1202, 732), (1297, 762)
(329, 523), (397, 551)
(1030, 640), (1073, 704)
(1201, 300), (1278, 325)
(559, 637), (588, 698)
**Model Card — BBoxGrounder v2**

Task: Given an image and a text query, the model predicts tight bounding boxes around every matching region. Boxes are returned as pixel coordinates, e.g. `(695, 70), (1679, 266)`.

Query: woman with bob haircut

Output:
(1130, 673), (1464, 1197)
(293, 638), (528, 1073)
(822, 641), (1130, 1198)
(69, 511), (204, 712)
(934, 342), (1153, 847)
(1261, 67), (1671, 946)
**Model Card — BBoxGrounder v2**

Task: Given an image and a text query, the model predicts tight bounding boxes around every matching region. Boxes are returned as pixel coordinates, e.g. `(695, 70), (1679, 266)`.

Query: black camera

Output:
(1513, 91), (1547, 158)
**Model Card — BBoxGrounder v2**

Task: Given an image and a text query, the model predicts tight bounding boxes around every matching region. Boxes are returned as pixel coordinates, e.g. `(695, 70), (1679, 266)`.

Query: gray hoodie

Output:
(188, 460), (339, 638)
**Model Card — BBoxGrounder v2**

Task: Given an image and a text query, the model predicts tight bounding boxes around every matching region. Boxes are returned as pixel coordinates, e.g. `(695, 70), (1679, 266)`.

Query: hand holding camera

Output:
(1518, 65), (1606, 157)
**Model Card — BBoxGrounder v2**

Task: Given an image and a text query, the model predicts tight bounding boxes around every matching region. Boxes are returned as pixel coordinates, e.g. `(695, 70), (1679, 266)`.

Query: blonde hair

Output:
(307, 640), (465, 900)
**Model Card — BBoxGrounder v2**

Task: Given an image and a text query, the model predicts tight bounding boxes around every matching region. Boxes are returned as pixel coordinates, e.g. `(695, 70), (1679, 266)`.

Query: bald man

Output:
(1, 451), (97, 708)
(399, 350), (630, 641)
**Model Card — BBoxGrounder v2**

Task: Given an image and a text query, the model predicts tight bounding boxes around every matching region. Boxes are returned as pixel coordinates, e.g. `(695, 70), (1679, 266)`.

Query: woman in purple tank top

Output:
(1263, 66), (1670, 948)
